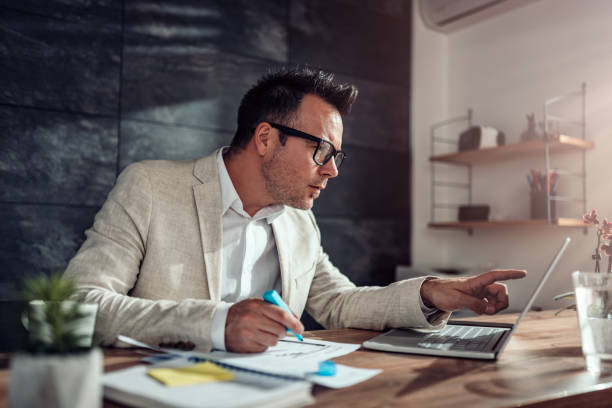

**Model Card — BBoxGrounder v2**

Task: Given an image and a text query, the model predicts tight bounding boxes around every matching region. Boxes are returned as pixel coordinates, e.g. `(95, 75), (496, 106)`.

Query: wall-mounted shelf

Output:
(430, 135), (594, 165)
(429, 83), (592, 234)
(429, 217), (591, 231)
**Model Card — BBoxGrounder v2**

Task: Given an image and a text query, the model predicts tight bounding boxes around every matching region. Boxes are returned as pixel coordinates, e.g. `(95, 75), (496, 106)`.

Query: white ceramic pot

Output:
(8, 348), (102, 408)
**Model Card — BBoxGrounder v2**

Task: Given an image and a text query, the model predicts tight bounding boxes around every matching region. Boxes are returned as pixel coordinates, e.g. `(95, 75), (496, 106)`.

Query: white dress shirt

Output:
(210, 148), (284, 350)
(209, 148), (439, 350)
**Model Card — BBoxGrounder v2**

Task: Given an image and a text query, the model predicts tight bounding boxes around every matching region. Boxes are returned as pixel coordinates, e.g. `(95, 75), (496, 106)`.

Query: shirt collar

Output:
(216, 148), (285, 223)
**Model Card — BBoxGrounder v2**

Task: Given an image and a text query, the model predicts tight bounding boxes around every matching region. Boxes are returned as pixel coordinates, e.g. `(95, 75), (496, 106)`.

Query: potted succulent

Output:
(7, 273), (102, 408)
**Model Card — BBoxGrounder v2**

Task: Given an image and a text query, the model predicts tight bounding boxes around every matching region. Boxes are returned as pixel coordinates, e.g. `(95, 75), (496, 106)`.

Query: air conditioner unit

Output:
(419, 0), (538, 33)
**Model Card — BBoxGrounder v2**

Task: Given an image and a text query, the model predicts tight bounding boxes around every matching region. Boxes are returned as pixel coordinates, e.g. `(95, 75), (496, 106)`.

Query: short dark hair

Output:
(230, 67), (358, 150)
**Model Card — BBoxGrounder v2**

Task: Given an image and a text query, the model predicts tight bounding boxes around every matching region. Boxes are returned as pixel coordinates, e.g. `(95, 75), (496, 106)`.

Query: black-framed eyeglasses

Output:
(268, 122), (346, 169)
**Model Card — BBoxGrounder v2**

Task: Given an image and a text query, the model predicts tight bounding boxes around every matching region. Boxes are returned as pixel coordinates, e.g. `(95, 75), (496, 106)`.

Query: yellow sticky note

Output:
(147, 362), (235, 387)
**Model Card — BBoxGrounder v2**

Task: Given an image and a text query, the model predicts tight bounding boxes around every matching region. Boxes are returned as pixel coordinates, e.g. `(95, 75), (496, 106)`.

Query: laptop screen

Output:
(509, 236), (571, 333)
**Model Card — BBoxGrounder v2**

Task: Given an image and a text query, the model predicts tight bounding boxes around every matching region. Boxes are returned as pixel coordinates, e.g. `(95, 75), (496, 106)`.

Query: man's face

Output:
(261, 94), (343, 210)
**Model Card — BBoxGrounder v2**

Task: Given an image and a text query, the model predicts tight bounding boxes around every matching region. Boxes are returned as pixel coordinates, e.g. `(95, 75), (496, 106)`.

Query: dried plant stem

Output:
(595, 229), (602, 273)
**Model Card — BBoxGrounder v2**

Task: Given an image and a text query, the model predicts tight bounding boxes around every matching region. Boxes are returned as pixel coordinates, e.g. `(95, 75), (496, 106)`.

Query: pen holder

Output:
(530, 190), (556, 220)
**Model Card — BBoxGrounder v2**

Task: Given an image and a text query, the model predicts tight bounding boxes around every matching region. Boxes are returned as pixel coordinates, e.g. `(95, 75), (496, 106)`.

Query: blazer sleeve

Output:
(63, 163), (218, 350)
(304, 213), (450, 331)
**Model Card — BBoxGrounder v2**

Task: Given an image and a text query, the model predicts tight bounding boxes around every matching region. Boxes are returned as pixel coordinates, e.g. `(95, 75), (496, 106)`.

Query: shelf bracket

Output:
(430, 109), (473, 224)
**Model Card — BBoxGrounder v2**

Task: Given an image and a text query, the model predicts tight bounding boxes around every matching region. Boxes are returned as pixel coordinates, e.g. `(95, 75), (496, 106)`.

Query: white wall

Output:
(411, 0), (450, 266)
(412, 0), (612, 312)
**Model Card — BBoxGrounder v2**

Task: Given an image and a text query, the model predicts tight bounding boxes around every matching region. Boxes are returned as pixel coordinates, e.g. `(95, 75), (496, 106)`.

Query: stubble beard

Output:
(261, 149), (314, 211)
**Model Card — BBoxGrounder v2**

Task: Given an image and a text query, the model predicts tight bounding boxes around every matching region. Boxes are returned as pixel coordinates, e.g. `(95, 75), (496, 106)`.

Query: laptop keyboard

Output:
(418, 325), (508, 352)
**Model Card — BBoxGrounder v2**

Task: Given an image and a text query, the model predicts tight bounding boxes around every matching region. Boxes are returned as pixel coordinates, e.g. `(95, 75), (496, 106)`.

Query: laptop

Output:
(362, 236), (571, 360)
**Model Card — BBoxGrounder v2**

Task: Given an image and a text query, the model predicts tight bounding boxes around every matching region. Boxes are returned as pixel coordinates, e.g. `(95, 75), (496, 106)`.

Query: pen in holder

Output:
(530, 189), (556, 220)
(527, 169), (559, 220)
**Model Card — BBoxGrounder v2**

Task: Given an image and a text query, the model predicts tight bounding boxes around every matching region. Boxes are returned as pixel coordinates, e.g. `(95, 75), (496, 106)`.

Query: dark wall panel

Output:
(124, 0), (288, 62)
(312, 147), (412, 218)
(121, 0), (289, 130)
(0, 9), (121, 115)
(119, 120), (232, 170)
(2, 1), (121, 28)
(337, 74), (411, 151)
(317, 217), (409, 287)
(0, 106), (118, 206)
(121, 48), (276, 130)
(337, 0), (412, 19)
(0, 204), (98, 296)
(289, 0), (411, 86)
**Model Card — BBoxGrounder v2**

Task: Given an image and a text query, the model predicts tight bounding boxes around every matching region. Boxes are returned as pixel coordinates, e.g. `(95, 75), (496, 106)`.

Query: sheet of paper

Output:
(120, 335), (379, 389)
(208, 337), (361, 377)
(306, 364), (382, 389)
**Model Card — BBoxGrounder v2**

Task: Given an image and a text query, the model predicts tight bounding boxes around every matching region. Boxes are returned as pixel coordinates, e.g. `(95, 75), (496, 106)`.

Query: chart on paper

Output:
(268, 339), (327, 358)
(210, 337), (360, 377)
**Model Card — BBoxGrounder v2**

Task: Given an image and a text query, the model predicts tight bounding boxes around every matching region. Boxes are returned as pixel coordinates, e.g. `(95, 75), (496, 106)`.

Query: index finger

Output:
(260, 303), (304, 333)
(469, 269), (527, 288)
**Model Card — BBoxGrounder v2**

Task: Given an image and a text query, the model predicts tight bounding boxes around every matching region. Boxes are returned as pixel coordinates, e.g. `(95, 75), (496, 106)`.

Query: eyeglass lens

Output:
(315, 141), (344, 168)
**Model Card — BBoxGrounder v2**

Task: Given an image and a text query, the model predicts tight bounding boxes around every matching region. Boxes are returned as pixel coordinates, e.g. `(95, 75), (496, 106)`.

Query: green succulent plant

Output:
(21, 273), (90, 354)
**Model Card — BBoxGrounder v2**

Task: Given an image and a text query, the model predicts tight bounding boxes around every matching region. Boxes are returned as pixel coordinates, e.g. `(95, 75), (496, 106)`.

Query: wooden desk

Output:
(2, 310), (612, 408)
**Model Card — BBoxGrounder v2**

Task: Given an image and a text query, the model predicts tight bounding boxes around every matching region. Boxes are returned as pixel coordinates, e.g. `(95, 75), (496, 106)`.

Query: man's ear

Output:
(253, 122), (274, 157)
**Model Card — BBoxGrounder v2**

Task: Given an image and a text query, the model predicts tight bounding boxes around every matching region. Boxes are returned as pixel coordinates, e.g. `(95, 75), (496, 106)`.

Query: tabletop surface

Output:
(2, 309), (612, 408)
(305, 310), (612, 408)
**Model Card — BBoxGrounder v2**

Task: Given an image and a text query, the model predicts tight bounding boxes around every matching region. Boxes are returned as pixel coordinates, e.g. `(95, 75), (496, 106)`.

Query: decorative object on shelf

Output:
(527, 169), (559, 220)
(458, 125), (505, 152)
(7, 273), (101, 408)
(520, 113), (542, 141)
(458, 204), (490, 221)
(544, 119), (562, 141)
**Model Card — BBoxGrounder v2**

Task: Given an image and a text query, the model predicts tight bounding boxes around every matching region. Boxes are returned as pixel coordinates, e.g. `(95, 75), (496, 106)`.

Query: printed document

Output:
(118, 334), (381, 389)
(209, 337), (360, 377)
(208, 337), (380, 388)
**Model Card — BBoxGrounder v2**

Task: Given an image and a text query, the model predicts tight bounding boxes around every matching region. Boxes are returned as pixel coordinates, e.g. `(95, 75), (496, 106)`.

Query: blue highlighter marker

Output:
(263, 290), (303, 341)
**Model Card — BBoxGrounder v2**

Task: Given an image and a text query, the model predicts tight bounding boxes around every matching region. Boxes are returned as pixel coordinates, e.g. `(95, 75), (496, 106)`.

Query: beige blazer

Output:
(64, 150), (447, 351)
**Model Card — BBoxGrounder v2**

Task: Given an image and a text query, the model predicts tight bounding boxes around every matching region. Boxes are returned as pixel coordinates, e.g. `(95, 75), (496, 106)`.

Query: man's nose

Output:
(319, 157), (339, 178)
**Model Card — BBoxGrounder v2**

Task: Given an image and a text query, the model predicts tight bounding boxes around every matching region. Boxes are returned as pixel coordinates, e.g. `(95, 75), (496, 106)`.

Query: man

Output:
(64, 67), (526, 353)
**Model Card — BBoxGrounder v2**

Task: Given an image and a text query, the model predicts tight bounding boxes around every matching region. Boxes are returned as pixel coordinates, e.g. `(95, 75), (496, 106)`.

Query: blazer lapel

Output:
(193, 151), (223, 301)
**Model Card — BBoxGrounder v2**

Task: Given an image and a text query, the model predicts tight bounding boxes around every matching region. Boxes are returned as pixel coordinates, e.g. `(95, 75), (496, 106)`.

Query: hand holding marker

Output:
(263, 290), (337, 377)
(263, 290), (303, 341)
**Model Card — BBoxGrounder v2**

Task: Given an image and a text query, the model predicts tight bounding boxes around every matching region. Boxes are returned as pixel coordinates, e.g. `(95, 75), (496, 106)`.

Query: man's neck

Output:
(223, 147), (273, 217)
